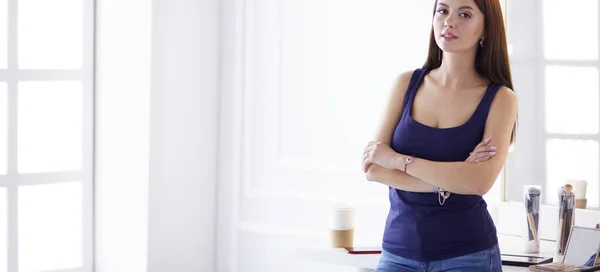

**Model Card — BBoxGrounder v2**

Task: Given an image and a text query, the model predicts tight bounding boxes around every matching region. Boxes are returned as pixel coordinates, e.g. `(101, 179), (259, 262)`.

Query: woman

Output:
(362, 0), (517, 271)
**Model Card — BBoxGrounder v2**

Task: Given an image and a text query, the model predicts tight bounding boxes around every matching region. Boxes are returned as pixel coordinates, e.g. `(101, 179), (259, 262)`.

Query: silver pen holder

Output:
(523, 185), (541, 253)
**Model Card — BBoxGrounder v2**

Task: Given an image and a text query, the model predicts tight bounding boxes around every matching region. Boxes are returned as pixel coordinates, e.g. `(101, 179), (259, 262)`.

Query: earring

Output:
(480, 38), (485, 47)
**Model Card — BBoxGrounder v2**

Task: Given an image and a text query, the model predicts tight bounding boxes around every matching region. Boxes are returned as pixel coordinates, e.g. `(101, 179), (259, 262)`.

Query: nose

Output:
(444, 17), (456, 28)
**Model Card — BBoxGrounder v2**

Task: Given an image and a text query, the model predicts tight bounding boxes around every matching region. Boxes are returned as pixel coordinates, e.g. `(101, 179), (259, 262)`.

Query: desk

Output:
(298, 234), (560, 271)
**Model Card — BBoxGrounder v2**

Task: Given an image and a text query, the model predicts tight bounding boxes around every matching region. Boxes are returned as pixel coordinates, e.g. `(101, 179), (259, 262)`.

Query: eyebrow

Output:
(437, 3), (475, 11)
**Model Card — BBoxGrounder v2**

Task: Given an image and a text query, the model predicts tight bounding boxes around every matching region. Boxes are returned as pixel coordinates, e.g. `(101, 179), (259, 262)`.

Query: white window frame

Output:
(0, 0), (95, 271)
(501, 0), (600, 207)
(537, 0), (600, 208)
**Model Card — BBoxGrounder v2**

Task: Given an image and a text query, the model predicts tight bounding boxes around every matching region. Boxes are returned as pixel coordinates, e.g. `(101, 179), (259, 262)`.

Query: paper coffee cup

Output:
(329, 204), (355, 248)
(569, 180), (587, 200)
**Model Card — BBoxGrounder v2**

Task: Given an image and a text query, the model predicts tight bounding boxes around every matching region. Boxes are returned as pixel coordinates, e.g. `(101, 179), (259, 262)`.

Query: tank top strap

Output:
(402, 68), (431, 116)
(471, 82), (504, 124)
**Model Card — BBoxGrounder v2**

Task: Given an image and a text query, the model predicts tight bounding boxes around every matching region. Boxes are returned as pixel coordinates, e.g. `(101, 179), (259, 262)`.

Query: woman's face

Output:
(433, 0), (485, 53)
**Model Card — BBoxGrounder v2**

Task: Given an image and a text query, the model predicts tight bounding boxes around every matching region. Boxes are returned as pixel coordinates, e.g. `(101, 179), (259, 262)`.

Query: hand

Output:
(465, 138), (497, 163)
(362, 141), (401, 172)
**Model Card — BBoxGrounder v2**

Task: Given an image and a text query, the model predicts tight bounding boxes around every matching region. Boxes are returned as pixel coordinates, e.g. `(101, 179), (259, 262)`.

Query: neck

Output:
(437, 49), (481, 89)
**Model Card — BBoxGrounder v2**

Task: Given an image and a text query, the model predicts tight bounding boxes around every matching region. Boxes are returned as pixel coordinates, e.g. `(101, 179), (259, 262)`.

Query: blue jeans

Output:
(375, 244), (502, 272)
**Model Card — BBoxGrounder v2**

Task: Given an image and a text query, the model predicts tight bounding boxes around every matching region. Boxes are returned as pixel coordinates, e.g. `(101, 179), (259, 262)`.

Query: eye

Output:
(459, 12), (472, 18)
(436, 8), (448, 15)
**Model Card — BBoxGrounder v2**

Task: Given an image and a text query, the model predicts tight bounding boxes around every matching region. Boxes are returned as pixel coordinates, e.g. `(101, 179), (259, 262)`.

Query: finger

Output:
(465, 154), (475, 162)
(472, 146), (497, 157)
(362, 157), (373, 172)
(362, 154), (372, 171)
(477, 156), (491, 162)
(466, 154), (483, 163)
(474, 151), (496, 159)
(465, 152), (481, 163)
(363, 143), (383, 158)
(474, 145), (497, 154)
(363, 143), (378, 154)
(472, 141), (495, 153)
(472, 156), (490, 164)
(366, 141), (379, 149)
(473, 138), (492, 150)
(473, 141), (490, 154)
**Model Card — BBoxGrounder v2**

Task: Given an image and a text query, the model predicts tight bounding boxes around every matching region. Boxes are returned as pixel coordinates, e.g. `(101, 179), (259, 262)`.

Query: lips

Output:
(441, 33), (457, 38)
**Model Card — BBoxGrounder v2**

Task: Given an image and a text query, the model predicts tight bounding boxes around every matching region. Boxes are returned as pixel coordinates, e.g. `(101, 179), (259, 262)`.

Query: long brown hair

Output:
(423, 0), (516, 143)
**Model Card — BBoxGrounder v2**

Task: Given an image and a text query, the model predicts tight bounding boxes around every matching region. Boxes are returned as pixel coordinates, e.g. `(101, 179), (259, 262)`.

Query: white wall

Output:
(216, 1), (433, 271)
(147, 0), (219, 271)
(96, 0), (219, 271)
(95, 0), (151, 270)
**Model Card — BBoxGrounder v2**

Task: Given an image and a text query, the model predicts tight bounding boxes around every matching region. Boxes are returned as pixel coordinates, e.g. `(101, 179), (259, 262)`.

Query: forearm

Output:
(366, 164), (435, 193)
(396, 155), (497, 196)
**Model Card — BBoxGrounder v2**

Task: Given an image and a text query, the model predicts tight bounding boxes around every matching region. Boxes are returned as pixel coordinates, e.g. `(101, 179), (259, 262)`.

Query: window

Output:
(541, 0), (599, 208)
(0, 0), (94, 271)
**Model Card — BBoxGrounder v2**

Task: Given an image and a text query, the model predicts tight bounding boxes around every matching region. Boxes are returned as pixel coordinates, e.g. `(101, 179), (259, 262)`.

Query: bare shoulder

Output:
(487, 86), (518, 129)
(396, 70), (416, 84)
(393, 70), (415, 92)
(388, 70), (416, 101)
(372, 70), (417, 143)
(490, 86), (518, 113)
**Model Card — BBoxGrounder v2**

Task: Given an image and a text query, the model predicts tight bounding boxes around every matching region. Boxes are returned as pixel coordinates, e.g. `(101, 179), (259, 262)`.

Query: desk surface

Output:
(298, 235), (560, 271)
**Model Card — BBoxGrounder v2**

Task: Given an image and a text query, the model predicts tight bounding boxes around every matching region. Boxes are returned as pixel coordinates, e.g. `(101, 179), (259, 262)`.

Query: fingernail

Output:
(484, 156), (490, 160)
(484, 138), (490, 142)
(489, 152), (496, 155)
(490, 146), (497, 150)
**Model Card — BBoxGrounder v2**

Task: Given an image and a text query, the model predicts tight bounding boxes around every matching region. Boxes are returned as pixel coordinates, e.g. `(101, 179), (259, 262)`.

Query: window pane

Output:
(543, 0), (598, 60)
(546, 139), (598, 208)
(0, 83), (6, 175)
(18, 0), (83, 69)
(0, 189), (6, 272)
(18, 82), (82, 173)
(545, 66), (599, 134)
(0, 0), (6, 69)
(19, 182), (82, 271)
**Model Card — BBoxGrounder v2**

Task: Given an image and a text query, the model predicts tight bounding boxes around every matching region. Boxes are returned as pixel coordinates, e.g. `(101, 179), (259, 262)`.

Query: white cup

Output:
(568, 180), (587, 200)
(328, 204), (355, 248)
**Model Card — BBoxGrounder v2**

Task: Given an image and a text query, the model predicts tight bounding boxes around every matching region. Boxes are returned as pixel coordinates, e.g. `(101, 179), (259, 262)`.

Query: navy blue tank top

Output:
(382, 68), (500, 262)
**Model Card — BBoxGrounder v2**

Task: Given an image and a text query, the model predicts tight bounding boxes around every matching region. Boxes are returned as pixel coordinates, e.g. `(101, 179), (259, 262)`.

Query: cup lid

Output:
(329, 202), (355, 212)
